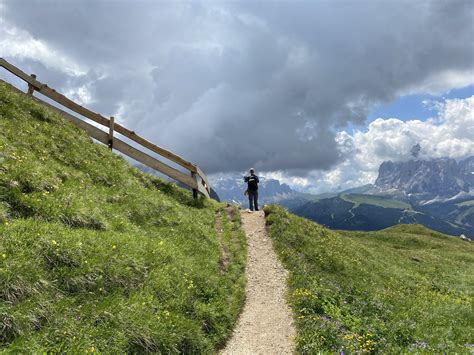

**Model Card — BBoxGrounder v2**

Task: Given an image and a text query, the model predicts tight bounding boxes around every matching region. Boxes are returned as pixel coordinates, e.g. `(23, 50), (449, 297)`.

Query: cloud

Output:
(0, 19), (85, 76)
(0, 0), (473, 176)
(294, 95), (474, 193)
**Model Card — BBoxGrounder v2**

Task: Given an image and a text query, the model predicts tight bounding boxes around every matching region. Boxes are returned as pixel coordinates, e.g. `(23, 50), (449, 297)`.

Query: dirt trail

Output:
(221, 210), (295, 355)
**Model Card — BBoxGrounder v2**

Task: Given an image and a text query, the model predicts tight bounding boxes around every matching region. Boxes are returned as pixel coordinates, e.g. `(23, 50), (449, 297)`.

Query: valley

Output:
(213, 158), (474, 240)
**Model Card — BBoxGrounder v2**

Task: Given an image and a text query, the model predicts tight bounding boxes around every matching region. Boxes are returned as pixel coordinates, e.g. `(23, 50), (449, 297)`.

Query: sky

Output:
(1, 0), (473, 193)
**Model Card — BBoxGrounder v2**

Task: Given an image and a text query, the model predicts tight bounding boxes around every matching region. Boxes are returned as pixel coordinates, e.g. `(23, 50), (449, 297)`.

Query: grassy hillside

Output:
(265, 205), (474, 354)
(340, 193), (411, 210)
(0, 81), (246, 352)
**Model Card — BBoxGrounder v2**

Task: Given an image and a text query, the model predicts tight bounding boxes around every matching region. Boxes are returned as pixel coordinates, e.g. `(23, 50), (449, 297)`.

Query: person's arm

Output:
(244, 176), (249, 182)
(255, 175), (260, 183)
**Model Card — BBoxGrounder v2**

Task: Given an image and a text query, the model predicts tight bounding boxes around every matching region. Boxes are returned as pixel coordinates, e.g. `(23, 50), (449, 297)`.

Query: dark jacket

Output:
(244, 174), (259, 192)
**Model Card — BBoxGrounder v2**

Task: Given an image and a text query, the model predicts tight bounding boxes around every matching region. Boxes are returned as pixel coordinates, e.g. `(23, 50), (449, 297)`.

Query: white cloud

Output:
(63, 85), (93, 106)
(298, 95), (474, 193)
(0, 18), (85, 76)
(403, 69), (474, 96)
(260, 171), (311, 190)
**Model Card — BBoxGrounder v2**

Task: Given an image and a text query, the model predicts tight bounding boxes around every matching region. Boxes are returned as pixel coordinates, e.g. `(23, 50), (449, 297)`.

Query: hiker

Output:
(244, 168), (259, 211)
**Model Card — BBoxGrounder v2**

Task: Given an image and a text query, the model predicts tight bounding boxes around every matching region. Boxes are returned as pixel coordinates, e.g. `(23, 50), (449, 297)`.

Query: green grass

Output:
(264, 204), (474, 354)
(0, 81), (246, 353)
(341, 193), (411, 210)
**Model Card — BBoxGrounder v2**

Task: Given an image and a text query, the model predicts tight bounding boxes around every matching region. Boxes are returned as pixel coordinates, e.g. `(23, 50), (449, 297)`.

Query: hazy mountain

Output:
(133, 163), (293, 203)
(211, 176), (293, 205)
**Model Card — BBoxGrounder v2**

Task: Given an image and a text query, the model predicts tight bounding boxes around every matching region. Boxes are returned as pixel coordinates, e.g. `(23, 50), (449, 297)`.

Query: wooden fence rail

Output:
(0, 58), (210, 198)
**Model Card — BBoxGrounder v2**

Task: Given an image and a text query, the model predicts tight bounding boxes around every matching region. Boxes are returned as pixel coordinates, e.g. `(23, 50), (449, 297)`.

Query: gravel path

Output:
(221, 210), (295, 355)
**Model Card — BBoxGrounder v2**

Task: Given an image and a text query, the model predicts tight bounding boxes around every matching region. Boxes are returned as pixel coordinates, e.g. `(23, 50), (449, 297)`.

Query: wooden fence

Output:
(0, 58), (210, 198)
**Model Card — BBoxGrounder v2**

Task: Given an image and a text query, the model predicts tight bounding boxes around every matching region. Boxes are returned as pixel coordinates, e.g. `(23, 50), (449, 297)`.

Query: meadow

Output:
(265, 204), (474, 354)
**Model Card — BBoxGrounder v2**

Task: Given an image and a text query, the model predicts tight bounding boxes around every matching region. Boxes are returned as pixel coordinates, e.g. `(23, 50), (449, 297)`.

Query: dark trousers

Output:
(248, 190), (258, 211)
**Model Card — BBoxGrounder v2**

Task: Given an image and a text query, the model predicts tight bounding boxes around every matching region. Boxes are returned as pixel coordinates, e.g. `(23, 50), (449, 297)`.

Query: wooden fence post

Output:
(191, 172), (198, 199)
(27, 74), (36, 95)
(108, 116), (115, 150)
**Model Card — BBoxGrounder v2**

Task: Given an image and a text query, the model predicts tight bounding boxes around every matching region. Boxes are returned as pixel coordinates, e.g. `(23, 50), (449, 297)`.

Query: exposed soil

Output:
(220, 210), (295, 354)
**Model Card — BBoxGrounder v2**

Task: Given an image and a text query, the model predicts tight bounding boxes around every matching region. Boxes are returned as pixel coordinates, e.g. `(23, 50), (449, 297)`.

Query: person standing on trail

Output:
(244, 168), (259, 211)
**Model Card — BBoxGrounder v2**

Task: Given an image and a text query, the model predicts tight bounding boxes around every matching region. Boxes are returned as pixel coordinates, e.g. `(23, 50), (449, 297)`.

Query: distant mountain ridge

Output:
(211, 176), (293, 205)
(375, 157), (474, 200)
(277, 156), (474, 239)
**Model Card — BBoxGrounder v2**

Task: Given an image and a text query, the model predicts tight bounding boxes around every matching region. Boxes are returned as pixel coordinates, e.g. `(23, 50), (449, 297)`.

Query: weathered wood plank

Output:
(191, 172), (198, 199)
(27, 74), (36, 95)
(197, 179), (210, 198)
(195, 166), (210, 191)
(112, 123), (198, 173)
(112, 140), (198, 190)
(108, 116), (115, 149)
(0, 58), (110, 126)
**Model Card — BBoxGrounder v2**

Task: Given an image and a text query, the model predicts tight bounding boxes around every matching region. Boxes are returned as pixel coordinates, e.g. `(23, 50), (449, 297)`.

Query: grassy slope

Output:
(340, 193), (411, 210)
(265, 205), (474, 354)
(0, 81), (246, 353)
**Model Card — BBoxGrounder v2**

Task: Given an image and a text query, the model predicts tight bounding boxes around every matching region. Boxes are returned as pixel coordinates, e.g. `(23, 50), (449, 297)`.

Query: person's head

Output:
(249, 168), (254, 174)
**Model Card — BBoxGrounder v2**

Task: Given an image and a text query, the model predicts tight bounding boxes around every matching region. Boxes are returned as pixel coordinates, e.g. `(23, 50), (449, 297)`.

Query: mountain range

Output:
(374, 156), (474, 201)
(210, 176), (293, 204)
(212, 157), (474, 240)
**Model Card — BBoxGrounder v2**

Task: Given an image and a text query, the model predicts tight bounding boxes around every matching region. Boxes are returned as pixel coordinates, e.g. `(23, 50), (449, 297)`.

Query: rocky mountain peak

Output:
(375, 156), (474, 198)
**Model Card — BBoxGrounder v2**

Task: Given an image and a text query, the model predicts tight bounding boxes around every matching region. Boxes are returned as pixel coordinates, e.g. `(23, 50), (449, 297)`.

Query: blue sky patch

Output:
(367, 85), (474, 123)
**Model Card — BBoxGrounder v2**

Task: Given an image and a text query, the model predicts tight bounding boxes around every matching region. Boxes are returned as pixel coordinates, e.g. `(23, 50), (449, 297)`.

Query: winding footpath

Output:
(221, 210), (295, 354)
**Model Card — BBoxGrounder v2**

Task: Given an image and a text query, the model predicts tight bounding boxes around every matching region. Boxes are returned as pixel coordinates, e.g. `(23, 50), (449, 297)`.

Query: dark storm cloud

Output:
(1, 0), (473, 174)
